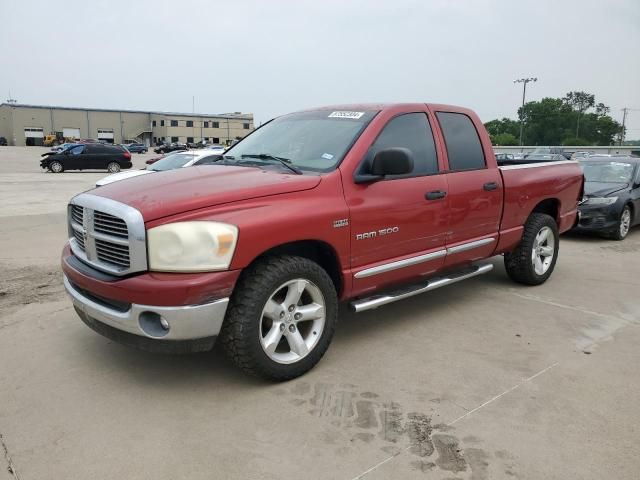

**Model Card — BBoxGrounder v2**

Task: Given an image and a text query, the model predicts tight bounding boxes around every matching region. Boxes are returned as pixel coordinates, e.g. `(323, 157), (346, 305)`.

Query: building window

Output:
(153, 137), (157, 144)
(243, 123), (250, 129)
(187, 137), (194, 143)
(171, 136), (179, 143)
(186, 120), (193, 127)
(152, 120), (157, 127)
(170, 120), (179, 127)
(212, 137), (220, 144)
(204, 121), (209, 128)
(160, 120), (164, 126)
(212, 121), (219, 128)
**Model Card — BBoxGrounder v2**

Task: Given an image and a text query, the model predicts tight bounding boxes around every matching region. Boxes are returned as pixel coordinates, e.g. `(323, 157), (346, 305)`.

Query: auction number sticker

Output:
(328, 111), (365, 119)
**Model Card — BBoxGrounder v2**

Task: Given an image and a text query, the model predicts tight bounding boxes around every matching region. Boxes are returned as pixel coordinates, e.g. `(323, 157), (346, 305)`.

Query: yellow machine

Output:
(43, 134), (75, 147)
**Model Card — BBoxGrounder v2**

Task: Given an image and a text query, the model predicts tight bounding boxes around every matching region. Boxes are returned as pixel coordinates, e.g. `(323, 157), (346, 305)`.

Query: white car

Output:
(95, 151), (222, 187)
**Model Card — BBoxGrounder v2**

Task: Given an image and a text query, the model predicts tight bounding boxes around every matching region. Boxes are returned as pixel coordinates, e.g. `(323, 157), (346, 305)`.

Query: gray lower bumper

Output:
(63, 275), (229, 341)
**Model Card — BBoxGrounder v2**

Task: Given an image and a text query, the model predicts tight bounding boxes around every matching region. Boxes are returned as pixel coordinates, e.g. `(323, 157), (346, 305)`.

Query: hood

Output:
(91, 164), (321, 222)
(95, 169), (153, 187)
(584, 182), (628, 198)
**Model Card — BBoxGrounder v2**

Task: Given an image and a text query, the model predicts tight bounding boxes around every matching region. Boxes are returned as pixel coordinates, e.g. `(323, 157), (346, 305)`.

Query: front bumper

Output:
(64, 275), (229, 352)
(575, 204), (620, 232)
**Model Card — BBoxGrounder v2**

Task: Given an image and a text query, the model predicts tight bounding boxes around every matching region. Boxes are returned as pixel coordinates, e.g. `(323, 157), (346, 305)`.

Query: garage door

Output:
(63, 128), (81, 139)
(24, 127), (44, 138)
(97, 129), (114, 140)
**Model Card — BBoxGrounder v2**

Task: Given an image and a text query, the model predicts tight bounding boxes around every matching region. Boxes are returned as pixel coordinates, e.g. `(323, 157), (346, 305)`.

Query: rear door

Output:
(345, 110), (450, 295)
(432, 110), (503, 267)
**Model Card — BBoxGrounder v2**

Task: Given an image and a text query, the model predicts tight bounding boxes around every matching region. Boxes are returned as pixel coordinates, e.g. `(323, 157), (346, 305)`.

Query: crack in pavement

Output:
(0, 433), (21, 480)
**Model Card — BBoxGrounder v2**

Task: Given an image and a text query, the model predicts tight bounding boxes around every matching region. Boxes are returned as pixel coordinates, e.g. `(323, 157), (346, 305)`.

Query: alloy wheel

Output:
(259, 278), (326, 364)
(531, 226), (555, 275)
(620, 208), (631, 238)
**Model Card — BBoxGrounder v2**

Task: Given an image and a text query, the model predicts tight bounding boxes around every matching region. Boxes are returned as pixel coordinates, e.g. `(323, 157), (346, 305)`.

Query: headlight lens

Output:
(581, 196), (618, 206)
(147, 221), (238, 272)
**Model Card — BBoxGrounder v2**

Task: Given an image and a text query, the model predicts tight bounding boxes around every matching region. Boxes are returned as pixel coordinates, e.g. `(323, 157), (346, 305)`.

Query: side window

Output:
(370, 113), (438, 176)
(69, 145), (84, 155)
(436, 112), (486, 171)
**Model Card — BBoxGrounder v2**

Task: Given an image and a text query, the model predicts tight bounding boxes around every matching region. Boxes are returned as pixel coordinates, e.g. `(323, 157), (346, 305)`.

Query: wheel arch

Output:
(530, 198), (560, 224)
(248, 240), (343, 296)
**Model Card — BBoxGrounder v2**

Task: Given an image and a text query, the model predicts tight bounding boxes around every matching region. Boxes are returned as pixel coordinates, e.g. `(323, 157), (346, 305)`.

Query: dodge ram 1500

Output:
(61, 103), (584, 380)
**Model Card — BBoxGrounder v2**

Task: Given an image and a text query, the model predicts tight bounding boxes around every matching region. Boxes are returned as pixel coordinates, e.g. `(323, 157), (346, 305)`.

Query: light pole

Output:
(514, 77), (537, 146)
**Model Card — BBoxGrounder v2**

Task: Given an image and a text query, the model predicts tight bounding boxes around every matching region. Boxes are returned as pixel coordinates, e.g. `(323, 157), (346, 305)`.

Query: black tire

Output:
(49, 161), (64, 173)
(610, 205), (632, 241)
(220, 255), (338, 381)
(107, 162), (121, 173)
(504, 213), (559, 286)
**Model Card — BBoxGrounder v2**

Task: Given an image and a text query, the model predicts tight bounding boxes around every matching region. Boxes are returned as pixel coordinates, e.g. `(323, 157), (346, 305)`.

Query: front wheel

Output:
(49, 161), (64, 173)
(504, 213), (559, 285)
(610, 206), (631, 241)
(107, 162), (121, 173)
(220, 256), (338, 381)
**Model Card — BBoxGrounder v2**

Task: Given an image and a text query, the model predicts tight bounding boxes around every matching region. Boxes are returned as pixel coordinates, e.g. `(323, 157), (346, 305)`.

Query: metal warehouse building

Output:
(0, 103), (254, 146)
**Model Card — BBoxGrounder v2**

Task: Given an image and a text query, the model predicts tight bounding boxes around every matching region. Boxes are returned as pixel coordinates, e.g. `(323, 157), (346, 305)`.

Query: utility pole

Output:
(620, 108), (628, 146)
(514, 77), (537, 146)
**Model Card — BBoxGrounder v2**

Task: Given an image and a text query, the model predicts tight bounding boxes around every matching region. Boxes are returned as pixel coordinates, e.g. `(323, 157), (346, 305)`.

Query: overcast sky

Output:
(1, 0), (639, 137)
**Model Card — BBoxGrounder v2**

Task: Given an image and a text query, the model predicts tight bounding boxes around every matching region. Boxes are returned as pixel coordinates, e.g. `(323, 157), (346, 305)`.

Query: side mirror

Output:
(371, 147), (414, 176)
(354, 147), (414, 184)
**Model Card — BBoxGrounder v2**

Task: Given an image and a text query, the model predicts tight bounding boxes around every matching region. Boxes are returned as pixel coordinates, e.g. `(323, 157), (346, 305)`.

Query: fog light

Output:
(139, 311), (170, 338)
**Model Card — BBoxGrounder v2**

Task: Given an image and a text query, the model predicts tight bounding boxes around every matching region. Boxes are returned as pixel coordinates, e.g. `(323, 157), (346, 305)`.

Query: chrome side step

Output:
(350, 263), (494, 313)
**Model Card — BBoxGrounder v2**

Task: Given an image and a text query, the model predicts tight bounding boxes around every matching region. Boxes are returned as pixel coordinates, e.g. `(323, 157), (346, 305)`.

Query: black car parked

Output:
(576, 157), (640, 240)
(153, 143), (188, 154)
(40, 143), (132, 173)
(124, 142), (148, 154)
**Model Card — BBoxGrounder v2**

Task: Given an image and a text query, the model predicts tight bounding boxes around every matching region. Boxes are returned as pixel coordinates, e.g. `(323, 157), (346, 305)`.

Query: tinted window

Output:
(212, 122), (219, 128)
(436, 112), (485, 171)
(186, 120), (193, 127)
(68, 145), (84, 155)
(370, 113), (438, 175)
(170, 120), (178, 127)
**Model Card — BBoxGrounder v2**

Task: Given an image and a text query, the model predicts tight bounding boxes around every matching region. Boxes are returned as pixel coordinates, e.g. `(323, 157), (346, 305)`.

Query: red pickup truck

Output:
(62, 103), (583, 380)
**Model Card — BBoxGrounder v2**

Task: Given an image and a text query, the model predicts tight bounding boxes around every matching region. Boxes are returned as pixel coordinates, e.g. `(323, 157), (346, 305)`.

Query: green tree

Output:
(484, 91), (621, 146)
(484, 118), (520, 145)
(493, 133), (519, 145)
(563, 91), (595, 138)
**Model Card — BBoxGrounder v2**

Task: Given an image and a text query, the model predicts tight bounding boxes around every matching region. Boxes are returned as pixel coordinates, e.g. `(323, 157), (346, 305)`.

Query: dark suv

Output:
(40, 143), (132, 173)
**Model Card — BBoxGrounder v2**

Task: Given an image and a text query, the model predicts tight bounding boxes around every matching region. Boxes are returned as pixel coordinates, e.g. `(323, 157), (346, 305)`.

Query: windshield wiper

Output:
(240, 153), (303, 175)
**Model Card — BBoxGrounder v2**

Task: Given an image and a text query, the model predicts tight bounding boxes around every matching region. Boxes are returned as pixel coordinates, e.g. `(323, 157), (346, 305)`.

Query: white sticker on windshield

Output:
(321, 153), (334, 160)
(328, 111), (365, 119)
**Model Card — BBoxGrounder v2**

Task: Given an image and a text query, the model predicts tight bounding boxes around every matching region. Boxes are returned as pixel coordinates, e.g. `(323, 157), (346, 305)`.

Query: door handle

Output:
(483, 182), (498, 191)
(425, 190), (447, 200)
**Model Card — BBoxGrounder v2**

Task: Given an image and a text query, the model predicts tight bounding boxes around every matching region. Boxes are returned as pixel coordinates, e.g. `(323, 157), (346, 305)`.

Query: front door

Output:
(344, 111), (450, 297)
(64, 144), (86, 170)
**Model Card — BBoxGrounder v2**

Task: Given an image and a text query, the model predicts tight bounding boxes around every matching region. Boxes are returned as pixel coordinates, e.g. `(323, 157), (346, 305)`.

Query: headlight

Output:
(581, 196), (618, 206)
(147, 221), (238, 272)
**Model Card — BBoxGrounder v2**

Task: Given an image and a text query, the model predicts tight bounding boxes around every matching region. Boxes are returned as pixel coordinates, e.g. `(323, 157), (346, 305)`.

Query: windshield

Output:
(580, 161), (634, 183)
(223, 110), (377, 172)
(149, 153), (196, 171)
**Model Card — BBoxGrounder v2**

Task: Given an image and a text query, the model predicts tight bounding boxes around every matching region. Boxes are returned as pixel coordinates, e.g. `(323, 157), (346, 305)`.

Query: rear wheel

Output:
(220, 255), (338, 381)
(504, 213), (559, 285)
(107, 162), (121, 173)
(611, 206), (631, 241)
(49, 161), (64, 173)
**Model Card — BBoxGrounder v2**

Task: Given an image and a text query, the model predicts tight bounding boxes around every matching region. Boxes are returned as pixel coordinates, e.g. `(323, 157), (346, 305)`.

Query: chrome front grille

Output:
(95, 238), (130, 267)
(67, 193), (147, 276)
(94, 211), (128, 238)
